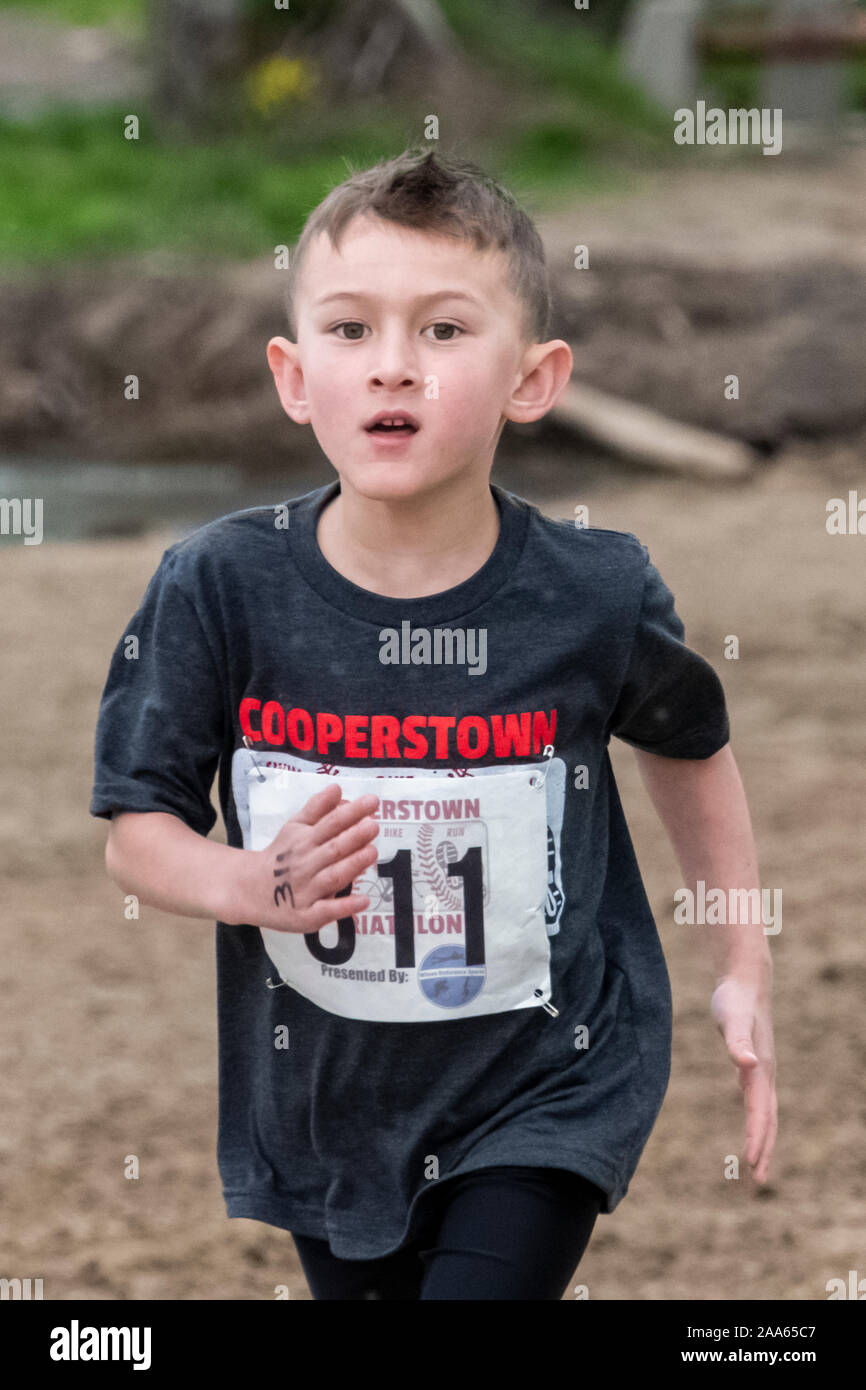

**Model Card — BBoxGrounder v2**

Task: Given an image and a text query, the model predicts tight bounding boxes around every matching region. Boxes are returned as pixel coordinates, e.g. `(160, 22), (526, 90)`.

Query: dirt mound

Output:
(554, 256), (866, 448)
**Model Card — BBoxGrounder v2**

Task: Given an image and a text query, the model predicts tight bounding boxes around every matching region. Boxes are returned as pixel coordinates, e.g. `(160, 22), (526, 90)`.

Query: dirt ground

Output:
(1, 441), (863, 1301)
(2, 140), (865, 1299)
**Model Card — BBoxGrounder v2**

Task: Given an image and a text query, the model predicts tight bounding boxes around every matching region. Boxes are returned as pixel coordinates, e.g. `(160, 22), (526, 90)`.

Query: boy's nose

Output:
(366, 335), (421, 387)
(368, 368), (418, 390)
(369, 371), (416, 386)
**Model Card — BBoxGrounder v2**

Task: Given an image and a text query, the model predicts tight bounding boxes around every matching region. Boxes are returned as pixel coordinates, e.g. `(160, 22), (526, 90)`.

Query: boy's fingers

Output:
(271, 894), (372, 933)
(290, 783), (346, 825)
(726, 1021), (776, 1176)
(743, 1071), (776, 1177)
(750, 1090), (778, 1178)
(726, 1029), (759, 1068)
(308, 793), (380, 845)
(304, 894), (372, 930)
(310, 847), (378, 902)
(751, 1126), (772, 1181)
(749, 1119), (771, 1179)
(310, 822), (378, 879)
(744, 1079), (766, 1160)
(718, 1006), (778, 1176)
(756, 1114), (778, 1181)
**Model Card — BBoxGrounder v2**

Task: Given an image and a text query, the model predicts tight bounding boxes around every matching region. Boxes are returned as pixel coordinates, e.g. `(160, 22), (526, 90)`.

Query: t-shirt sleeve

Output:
(89, 551), (225, 836)
(607, 546), (730, 759)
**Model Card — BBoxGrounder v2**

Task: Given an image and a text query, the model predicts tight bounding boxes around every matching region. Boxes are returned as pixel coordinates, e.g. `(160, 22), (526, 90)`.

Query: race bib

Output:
(238, 760), (552, 1023)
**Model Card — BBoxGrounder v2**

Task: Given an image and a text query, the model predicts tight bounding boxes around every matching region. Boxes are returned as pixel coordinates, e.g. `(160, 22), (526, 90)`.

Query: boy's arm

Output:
(106, 812), (250, 924)
(632, 743), (777, 1184)
(105, 789), (379, 931)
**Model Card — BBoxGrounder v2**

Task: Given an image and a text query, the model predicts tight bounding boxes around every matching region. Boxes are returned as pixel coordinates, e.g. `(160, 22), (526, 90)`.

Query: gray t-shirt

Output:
(90, 479), (729, 1259)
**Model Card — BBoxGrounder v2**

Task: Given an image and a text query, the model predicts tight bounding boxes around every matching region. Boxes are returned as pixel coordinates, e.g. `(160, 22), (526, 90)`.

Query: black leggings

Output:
(291, 1166), (604, 1300)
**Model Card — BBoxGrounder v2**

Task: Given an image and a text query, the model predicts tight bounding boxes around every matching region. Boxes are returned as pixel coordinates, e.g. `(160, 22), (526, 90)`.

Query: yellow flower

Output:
(247, 56), (317, 116)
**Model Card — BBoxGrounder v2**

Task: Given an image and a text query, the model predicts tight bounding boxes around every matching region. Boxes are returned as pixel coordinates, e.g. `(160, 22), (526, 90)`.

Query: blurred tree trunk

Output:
(148, 0), (246, 136)
(622, 0), (703, 106)
(298, 0), (463, 99)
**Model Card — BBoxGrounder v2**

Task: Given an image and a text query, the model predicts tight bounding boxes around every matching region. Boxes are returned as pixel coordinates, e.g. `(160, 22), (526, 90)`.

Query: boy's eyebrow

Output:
(313, 289), (483, 309)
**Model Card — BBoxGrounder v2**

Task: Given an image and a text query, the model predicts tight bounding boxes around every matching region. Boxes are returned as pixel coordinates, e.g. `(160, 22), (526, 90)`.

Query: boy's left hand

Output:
(710, 975), (777, 1184)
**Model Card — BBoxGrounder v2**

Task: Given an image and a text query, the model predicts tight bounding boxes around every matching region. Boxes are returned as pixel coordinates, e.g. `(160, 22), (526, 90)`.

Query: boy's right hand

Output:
(234, 783), (380, 933)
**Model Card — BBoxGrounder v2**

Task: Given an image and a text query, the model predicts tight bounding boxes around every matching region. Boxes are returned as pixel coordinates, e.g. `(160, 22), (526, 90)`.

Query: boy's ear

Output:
(504, 339), (573, 425)
(266, 336), (312, 425)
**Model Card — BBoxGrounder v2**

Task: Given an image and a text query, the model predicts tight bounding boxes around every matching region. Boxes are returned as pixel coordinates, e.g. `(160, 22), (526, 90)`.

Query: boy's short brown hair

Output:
(284, 146), (551, 346)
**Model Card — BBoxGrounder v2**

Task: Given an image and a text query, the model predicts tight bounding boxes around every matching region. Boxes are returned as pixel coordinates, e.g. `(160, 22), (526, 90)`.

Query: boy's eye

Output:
(333, 321), (365, 340)
(423, 322), (463, 341)
(330, 322), (463, 341)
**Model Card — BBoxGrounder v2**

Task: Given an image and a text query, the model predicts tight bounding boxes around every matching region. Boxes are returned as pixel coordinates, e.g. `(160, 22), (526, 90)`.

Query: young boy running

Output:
(91, 148), (776, 1301)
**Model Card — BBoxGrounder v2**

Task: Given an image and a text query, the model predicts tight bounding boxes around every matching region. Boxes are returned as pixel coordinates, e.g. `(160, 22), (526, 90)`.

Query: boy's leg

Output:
(290, 1165), (602, 1301)
(290, 1231), (427, 1301)
(416, 1166), (603, 1301)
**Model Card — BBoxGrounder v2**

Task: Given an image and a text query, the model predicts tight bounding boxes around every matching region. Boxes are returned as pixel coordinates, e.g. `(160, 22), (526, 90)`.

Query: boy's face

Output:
(268, 214), (568, 505)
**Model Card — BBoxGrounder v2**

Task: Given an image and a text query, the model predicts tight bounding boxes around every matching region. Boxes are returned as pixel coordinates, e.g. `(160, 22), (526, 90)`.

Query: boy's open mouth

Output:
(364, 411), (420, 435)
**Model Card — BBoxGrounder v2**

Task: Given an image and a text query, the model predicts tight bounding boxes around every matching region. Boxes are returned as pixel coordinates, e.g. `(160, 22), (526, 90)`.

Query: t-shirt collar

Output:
(286, 478), (529, 625)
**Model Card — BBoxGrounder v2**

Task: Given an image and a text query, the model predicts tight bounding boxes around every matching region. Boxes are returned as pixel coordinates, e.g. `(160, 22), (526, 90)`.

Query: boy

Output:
(91, 148), (776, 1301)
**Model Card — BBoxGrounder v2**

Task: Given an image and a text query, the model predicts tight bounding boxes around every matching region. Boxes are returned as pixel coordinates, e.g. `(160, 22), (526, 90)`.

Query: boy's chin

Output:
(334, 454), (486, 499)
(340, 478), (430, 505)
(333, 462), (442, 500)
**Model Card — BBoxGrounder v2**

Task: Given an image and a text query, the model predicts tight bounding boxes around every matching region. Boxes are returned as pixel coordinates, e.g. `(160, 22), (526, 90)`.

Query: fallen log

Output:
(550, 380), (757, 479)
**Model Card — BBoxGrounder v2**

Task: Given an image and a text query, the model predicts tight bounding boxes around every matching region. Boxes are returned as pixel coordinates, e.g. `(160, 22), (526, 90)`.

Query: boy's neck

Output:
(315, 477), (501, 600)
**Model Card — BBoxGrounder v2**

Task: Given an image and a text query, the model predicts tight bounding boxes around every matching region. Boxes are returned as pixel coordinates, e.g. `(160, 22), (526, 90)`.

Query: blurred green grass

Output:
(0, 106), (438, 262)
(0, 0), (144, 31)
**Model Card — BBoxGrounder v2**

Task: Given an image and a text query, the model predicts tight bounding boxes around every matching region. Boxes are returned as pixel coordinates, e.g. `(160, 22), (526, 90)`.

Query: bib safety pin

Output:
(265, 975), (289, 990)
(534, 988), (559, 1017)
(529, 743), (555, 790)
(243, 733), (267, 783)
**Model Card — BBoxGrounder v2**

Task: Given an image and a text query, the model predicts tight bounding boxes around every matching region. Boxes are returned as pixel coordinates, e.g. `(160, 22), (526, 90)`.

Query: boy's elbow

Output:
(105, 814), (134, 890)
(104, 823), (123, 887)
